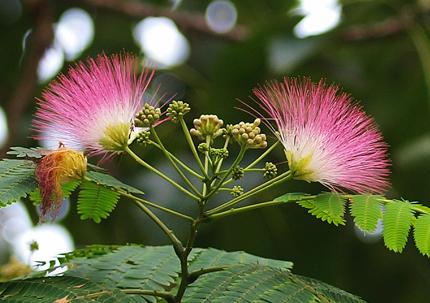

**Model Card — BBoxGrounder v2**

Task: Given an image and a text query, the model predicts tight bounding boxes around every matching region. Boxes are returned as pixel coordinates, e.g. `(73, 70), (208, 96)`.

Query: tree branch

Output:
(1, 0), (54, 157)
(78, 0), (249, 41)
(341, 9), (416, 41)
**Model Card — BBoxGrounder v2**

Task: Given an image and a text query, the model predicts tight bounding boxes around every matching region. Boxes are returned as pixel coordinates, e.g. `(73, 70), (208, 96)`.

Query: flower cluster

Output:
(32, 52), (390, 197)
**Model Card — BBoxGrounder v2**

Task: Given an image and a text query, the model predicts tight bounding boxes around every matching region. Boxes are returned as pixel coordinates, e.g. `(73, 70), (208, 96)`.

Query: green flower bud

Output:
(167, 101), (191, 122)
(209, 148), (229, 159)
(231, 185), (244, 197)
(135, 130), (151, 146)
(232, 166), (244, 180)
(264, 162), (278, 179)
(198, 142), (209, 153)
(230, 119), (267, 149)
(190, 114), (224, 140)
(135, 104), (161, 127)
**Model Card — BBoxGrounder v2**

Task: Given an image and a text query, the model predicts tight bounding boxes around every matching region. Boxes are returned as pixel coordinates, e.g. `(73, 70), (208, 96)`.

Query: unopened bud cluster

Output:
(198, 143), (209, 153)
(167, 101), (190, 122)
(231, 185), (244, 197)
(210, 148), (229, 159)
(135, 130), (151, 146)
(232, 166), (244, 180)
(190, 115), (224, 140)
(231, 119), (267, 149)
(135, 104), (161, 127)
(264, 162), (277, 179)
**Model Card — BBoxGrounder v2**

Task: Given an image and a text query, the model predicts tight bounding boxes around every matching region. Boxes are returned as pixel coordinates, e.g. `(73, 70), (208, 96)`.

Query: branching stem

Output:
(121, 191), (193, 222)
(122, 289), (175, 303)
(150, 141), (204, 180)
(179, 117), (208, 179)
(125, 146), (199, 201)
(132, 199), (184, 255)
(150, 127), (201, 196)
(206, 170), (292, 215)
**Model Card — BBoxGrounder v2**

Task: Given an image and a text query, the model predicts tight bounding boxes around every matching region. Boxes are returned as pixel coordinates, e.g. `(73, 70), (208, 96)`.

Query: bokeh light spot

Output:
(12, 224), (74, 267)
(205, 0), (237, 34)
(56, 8), (94, 61)
(293, 0), (341, 38)
(37, 44), (64, 83)
(0, 107), (9, 148)
(133, 17), (190, 68)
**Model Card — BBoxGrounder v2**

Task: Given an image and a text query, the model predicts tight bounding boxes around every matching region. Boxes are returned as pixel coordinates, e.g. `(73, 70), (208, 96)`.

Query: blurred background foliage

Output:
(1, 0), (430, 302)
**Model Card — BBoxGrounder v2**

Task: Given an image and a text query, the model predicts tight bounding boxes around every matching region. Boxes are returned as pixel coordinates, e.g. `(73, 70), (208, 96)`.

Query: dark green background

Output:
(1, 0), (430, 302)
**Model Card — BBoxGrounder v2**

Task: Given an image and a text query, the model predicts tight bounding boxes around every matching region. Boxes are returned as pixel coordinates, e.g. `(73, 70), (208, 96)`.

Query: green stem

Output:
(221, 141), (280, 187)
(125, 146), (200, 201)
(205, 146), (246, 199)
(214, 136), (230, 174)
(202, 135), (211, 196)
(122, 289), (175, 303)
(150, 141), (203, 180)
(188, 266), (225, 283)
(132, 199), (184, 255)
(121, 191), (193, 222)
(206, 200), (287, 221)
(245, 141), (279, 169)
(150, 127), (201, 196)
(179, 117), (208, 178)
(206, 170), (292, 215)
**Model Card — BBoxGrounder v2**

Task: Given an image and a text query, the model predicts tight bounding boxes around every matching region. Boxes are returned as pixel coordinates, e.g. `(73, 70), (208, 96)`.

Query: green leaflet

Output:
(22, 245), (363, 303)
(0, 159), (37, 207)
(383, 200), (414, 253)
(0, 276), (137, 302)
(298, 192), (346, 226)
(29, 180), (81, 205)
(85, 171), (143, 195)
(189, 247), (293, 271)
(414, 213), (430, 257)
(350, 195), (383, 232)
(77, 180), (120, 223)
(274, 192), (310, 203)
(6, 146), (44, 159)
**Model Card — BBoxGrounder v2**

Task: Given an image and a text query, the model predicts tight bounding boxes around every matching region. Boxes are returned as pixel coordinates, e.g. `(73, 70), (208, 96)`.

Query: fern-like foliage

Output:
(276, 191), (430, 256)
(382, 200), (414, 253)
(0, 159), (37, 207)
(349, 195), (383, 232)
(77, 180), (120, 223)
(298, 192), (345, 226)
(86, 171), (143, 195)
(0, 276), (137, 302)
(6, 245), (363, 303)
(414, 213), (430, 256)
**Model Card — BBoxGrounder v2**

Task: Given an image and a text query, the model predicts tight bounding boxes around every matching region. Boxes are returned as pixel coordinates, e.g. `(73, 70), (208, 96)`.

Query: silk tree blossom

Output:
(253, 78), (390, 194)
(33, 53), (155, 156)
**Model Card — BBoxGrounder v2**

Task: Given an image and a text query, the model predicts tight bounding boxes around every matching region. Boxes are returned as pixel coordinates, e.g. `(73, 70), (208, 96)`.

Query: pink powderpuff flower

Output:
(253, 78), (390, 194)
(33, 53), (156, 156)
